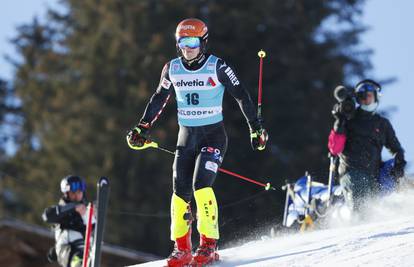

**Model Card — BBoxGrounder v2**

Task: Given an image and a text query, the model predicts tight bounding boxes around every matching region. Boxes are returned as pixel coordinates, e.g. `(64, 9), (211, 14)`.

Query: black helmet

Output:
(60, 175), (86, 194)
(354, 79), (381, 103)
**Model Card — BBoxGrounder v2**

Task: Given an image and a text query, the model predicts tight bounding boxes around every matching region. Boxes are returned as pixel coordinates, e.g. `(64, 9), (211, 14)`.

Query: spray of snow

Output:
(326, 181), (414, 229)
(129, 180), (414, 267)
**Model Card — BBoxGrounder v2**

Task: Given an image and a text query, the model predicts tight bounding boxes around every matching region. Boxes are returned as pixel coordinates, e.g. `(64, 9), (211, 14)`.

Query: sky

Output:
(0, 0), (412, 172)
(0, 1), (60, 78)
(360, 0), (414, 173)
(131, 187), (414, 266)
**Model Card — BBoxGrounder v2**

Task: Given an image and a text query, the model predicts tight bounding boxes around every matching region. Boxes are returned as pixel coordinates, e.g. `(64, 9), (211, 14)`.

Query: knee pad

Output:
(170, 193), (192, 241)
(194, 187), (219, 239)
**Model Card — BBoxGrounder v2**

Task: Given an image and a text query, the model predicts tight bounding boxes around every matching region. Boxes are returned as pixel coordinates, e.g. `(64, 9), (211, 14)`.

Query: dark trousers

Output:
(340, 169), (379, 212)
(173, 122), (228, 202)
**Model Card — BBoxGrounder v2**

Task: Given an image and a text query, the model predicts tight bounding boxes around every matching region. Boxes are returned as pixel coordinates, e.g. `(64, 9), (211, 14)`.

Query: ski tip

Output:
(98, 177), (109, 187)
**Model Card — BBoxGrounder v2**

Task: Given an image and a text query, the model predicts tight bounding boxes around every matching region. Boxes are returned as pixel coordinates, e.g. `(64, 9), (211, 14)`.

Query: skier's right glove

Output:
(332, 103), (346, 134)
(249, 120), (268, 151)
(127, 122), (150, 148)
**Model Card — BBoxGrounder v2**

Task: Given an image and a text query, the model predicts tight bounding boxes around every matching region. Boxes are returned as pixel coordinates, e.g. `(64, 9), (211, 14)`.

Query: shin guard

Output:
(194, 187), (219, 239)
(170, 193), (192, 241)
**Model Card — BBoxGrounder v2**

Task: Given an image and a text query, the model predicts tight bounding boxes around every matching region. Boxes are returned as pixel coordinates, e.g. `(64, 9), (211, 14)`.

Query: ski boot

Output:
(191, 235), (219, 266)
(166, 230), (193, 267)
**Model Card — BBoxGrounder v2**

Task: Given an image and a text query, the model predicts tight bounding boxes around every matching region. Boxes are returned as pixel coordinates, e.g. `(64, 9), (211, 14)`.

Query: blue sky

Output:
(0, 1), (59, 78)
(0, 0), (412, 173)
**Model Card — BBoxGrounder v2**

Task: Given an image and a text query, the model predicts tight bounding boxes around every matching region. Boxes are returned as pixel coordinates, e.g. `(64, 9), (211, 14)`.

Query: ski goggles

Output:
(69, 181), (86, 192)
(355, 83), (380, 100)
(177, 37), (201, 49)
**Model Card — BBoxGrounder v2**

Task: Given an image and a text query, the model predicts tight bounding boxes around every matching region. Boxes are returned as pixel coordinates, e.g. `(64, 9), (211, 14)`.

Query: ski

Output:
(91, 177), (110, 267)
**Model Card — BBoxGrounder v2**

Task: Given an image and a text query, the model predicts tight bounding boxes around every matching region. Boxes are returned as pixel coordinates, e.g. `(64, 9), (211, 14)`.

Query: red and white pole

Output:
(82, 203), (94, 267)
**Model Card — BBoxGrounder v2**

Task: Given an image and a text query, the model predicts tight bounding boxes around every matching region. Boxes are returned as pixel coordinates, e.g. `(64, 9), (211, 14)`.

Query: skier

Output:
(328, 79), (406, 211)
(42, 175), (95, 267)
(127, 18), (268, 266)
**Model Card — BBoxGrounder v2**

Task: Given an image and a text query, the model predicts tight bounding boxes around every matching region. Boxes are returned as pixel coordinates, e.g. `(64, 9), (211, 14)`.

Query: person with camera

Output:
(42, 175), (95, 267)
(328, 79), (406, 211)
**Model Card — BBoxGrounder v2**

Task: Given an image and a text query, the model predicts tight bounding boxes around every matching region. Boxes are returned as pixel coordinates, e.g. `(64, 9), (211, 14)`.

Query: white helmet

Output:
(60, 175), (86, 194)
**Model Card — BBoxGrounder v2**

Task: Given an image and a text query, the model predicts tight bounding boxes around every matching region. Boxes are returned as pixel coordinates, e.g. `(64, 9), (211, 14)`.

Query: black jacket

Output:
(42, 198), (87, 235)
(338, 108), (405, 177)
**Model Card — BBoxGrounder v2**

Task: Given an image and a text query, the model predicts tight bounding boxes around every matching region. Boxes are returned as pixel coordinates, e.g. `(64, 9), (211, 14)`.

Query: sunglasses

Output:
(177, 37), (201, 49)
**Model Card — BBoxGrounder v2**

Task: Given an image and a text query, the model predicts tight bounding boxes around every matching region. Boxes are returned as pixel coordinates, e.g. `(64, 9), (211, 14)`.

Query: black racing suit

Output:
(139, 54), (260, 201)
(338, 108), (406, 209)
(42, 198), (90, 267)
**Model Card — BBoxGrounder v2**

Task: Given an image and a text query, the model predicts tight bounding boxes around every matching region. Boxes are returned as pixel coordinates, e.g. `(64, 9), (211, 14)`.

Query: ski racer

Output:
(328, 79), (406, 211)
(127, 18), (268, 266)
(42, 175), (95, 267)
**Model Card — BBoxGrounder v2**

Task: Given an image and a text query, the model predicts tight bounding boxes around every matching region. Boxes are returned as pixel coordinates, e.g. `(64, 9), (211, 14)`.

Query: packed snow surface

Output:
(129, 186), (414, 267)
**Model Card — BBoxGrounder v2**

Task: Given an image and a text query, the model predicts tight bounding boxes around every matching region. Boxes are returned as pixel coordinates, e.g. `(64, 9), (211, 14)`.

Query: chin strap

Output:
(182, 53), (205, 66)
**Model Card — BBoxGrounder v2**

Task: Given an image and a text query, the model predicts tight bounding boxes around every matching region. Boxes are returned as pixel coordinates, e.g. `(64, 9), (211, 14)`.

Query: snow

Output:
(128, 186), (414, 267)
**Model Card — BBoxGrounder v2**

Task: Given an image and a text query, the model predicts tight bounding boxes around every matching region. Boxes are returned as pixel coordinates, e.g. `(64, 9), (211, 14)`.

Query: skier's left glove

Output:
(127, 121), (150, 148)
(391, 166), (405, 180)
(249, 120), (268, 151)
(391, 155), (406, 180)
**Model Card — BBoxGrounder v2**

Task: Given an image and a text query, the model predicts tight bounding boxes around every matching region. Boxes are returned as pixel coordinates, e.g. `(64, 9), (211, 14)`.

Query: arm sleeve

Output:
(216, 59), (259, 129)
(139, 63), (173, 126)
(42, 202), (77, 223)
(383, 118), (406, 167)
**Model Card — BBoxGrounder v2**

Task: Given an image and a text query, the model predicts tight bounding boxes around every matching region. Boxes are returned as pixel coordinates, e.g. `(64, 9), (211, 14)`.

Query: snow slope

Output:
(129, 186), (414, 267)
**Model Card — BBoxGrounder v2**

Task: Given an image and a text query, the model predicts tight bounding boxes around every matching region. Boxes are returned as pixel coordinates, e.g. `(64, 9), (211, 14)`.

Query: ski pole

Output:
(257, 50), (266, 120)
(217, 167), (274, 190)
(82, 203), (94, 267)
(127, 137), (275, 191)
(327, 154), (338, 207)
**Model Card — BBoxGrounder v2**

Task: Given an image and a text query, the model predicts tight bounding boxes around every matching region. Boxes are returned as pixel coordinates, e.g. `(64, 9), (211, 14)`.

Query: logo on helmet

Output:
(179, 25), (196, 30)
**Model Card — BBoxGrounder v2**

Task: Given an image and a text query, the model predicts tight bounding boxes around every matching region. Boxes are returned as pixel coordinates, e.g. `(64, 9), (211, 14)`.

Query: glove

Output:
(332, 103), (346, 134)
(127, 122), (150, 147)
(391, 156), (406, 180)
(390, 165), (405, 180)
(249, 120), (268, 151)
